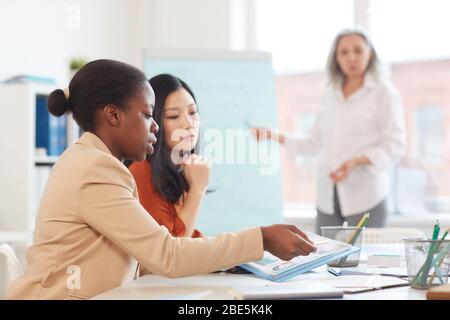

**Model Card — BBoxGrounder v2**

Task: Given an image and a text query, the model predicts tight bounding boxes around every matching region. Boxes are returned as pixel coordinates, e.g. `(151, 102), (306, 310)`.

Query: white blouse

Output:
(285, 76), (406, 217)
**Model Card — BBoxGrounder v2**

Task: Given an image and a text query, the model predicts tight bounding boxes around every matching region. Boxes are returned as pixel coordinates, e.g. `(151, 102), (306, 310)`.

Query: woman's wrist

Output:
(260, 226), (269, 251)
(270, 132), (285, 144)
(188, 186), (207, 196)
(352, 156), (370, 167)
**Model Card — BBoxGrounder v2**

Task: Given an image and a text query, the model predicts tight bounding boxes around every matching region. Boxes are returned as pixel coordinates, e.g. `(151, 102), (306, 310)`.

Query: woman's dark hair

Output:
(47, 59), (148, 131)
(147, 74), (200, 203)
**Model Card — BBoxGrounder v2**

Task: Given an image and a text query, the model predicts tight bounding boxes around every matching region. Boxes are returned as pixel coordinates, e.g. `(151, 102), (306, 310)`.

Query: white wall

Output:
(130, 0), (249, 64)
(0, 0), (133, 86)
(147, 0), (232, 49)
(0, 0), (247, 87)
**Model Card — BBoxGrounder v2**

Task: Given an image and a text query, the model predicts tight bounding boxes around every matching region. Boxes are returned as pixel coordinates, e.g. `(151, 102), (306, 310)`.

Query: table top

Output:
(93, 267), (427, 300)
(92, 242), (435, 300)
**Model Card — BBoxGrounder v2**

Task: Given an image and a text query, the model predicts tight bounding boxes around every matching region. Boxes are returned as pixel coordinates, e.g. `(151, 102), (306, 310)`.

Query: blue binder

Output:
(35, 94), (67, 156)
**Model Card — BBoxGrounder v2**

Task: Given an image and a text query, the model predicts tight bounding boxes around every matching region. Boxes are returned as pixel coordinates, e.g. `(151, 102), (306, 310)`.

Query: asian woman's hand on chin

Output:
(181, 154), (211, 194)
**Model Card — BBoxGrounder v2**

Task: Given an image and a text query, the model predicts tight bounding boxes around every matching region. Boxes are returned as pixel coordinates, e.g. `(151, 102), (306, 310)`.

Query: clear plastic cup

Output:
(403, 237), (450, 289)
(321, 226), (364, 267)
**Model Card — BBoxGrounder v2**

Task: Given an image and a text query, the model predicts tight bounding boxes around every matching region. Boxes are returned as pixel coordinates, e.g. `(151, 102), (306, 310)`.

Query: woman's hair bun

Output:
(47, 89), (71, 117)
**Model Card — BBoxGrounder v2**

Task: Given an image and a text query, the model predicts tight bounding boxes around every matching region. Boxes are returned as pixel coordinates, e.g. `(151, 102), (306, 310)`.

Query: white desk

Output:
(93, 267), (427, 300)
(93, 243), (432, 300)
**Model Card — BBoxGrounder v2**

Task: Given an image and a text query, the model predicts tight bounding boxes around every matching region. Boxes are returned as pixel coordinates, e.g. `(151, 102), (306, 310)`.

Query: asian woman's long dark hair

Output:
(145, 74), (200, 203)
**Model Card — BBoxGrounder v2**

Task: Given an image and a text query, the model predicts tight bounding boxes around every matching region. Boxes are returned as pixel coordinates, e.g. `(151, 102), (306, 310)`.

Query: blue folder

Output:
(35, 94), (67, 156)
(239, 246), (360, 282)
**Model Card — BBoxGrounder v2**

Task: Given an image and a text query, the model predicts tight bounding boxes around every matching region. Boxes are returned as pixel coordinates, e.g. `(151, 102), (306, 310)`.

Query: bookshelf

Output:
(34, 156), (59, 165)
(0, 83), (79, 262)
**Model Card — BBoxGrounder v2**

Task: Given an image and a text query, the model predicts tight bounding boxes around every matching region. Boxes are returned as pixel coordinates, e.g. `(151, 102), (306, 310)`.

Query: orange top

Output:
(128, 160), (202, 238)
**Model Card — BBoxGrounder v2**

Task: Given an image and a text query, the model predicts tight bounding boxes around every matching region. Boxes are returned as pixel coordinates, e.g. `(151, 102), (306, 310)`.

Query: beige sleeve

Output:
(78, 157), (264, 278)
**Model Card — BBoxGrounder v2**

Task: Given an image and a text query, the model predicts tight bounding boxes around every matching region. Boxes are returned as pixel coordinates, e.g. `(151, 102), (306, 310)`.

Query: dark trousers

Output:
(316, 186), (387, 234)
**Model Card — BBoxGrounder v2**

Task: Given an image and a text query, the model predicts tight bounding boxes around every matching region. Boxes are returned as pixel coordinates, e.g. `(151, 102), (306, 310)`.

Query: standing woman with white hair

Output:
(252, 28), (407, 232)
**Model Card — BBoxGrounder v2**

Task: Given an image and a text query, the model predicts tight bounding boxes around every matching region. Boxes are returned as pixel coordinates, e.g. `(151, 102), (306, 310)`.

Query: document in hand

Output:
(239, 232), (360, 282)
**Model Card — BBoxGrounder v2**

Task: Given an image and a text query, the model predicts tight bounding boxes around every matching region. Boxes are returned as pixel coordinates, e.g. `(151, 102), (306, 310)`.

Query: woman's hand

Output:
(250, 128), (285, 144)
(177, 154), (211, 237)
(181, 154), (211, 193)
(330, 156), (371, 183)
(260, 224), (317, 261)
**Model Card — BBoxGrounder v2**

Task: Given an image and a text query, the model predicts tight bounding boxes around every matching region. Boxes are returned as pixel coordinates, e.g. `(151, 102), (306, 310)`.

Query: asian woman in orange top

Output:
(128, 74), (208, 238)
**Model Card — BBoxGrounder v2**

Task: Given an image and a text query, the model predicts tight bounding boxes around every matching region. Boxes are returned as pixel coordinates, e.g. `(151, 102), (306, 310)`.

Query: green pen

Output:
(428, 227), (450, 285)
(413, 220), (440, 286)
(433, 220), (441, 240)
(440, 229), (449, 241)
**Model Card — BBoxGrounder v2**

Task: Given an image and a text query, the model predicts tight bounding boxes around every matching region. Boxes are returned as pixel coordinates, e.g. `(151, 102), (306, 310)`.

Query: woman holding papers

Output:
(8, 60), (316, 300)
(127, 74), (206, 238)
(252, 27), (406, 232)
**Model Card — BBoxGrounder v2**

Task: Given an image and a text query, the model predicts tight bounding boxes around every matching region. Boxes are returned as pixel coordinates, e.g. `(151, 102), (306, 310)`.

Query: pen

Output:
(427, 227), (449, 285)
(336, 213), (369, 266)
(441, 228), (449, 241)
(347, 213), (370, 245)
(413, 220), (440, 286)
(433, 220), (441, 241)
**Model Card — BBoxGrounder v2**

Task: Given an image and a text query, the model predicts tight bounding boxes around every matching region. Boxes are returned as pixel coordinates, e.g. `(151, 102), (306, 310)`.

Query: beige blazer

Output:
(7, 132), (263, 299)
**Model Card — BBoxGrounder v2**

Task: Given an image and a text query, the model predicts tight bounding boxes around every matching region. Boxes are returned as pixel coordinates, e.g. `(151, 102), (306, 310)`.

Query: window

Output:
(414, 106), (444, 164)
(255, 0), (354, 74)
(293, 112), (317, 166)
(370, 0), (450, 64)
(254, 0), (450, 215)
(370, 0), (450, 214)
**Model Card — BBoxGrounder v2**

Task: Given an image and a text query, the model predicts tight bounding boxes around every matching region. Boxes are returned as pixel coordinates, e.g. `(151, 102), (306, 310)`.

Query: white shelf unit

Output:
(0, 83), (79, 253)
(34, 155), (59, 165)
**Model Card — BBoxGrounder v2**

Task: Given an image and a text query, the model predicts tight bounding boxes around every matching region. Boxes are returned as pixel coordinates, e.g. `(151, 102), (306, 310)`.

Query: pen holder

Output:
(403, 237), (450, 289)
(321, 226), (364, 267)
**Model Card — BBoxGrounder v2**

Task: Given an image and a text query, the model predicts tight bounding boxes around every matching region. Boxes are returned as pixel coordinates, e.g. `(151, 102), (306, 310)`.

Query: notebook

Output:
(228, 283), (343, 300)
(239, 232), (360, 282)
